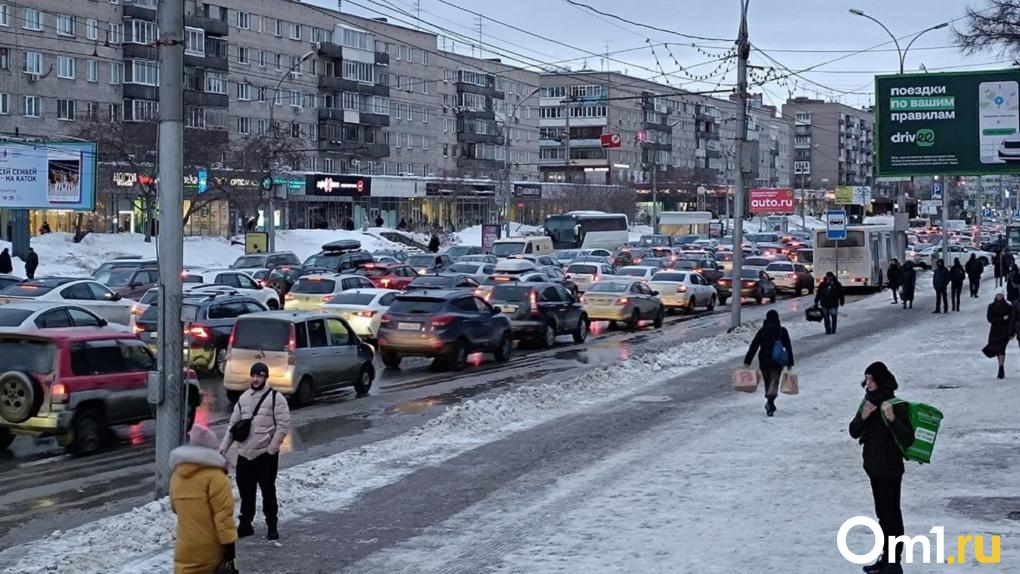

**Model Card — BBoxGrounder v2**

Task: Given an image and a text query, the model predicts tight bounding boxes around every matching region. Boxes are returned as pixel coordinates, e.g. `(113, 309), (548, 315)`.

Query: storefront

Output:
(422, 182), (498, 231)
(505, 183), (544, 227)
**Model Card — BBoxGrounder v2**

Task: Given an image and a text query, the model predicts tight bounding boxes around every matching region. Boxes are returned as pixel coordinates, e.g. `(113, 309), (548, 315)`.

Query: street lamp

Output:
(499, 86), (542, 238)
(264, 49), (316, 251)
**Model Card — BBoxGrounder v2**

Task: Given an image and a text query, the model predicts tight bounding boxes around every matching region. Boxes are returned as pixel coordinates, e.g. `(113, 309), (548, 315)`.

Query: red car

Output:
(0, 329), (200, 455)
(356, 262), (420, 290)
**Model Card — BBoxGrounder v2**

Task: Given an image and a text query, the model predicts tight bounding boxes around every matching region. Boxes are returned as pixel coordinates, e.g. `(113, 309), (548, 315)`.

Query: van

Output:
(491, 236), (554, 258)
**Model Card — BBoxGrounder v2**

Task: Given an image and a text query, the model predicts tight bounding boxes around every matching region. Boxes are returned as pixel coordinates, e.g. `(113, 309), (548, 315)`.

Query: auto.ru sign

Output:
(749, 188), (795, 214)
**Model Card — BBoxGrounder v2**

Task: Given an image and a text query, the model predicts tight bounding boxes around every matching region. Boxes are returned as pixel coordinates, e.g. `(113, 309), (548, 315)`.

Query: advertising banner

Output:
(835, 186), (872, 205)
(876, 69), (1020, 176)
(305, 174), (371, 197)
(749, 188), (795, 214)
(481, 224), (500, 253)
(0, 141), (97, 210)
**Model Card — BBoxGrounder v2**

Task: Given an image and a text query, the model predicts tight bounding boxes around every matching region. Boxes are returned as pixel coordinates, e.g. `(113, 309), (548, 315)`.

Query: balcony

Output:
(318, 139), (389, 158)
(185, 15), (229, 36)
(123, 83), (159, 101)
(317, 42), (343, 59)
(456, 109), (496, 121)
(123, 43), (158, 61)
(456, 82), (505, 100)
(458, 132), (504, 145)
(359, 112), (390, 127)
(184, 91), (229, 108)
(641, 141), (672, 151)
(457, 157), (505, 170)
(318, 76), (390, 98)
(123, 5), (156, 20)
(185, 54), (229, 71)
(316, 108), (391, 127)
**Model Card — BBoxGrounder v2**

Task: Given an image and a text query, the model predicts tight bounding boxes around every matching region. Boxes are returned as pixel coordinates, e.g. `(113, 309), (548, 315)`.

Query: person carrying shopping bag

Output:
(743, 310), (794, 417)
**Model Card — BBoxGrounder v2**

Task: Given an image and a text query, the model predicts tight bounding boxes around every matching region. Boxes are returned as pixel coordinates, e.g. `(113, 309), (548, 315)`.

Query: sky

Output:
(310, 0), (1008, 109)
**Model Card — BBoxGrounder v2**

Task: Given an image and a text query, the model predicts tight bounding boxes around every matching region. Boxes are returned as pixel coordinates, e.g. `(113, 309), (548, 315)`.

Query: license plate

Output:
(149, 332), (158, 340)
(397, 322), (421, 331)
(501, 305), (518, 314)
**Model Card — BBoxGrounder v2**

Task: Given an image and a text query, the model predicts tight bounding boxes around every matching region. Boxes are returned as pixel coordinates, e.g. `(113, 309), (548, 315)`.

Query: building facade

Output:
(782, 97), (875, 191)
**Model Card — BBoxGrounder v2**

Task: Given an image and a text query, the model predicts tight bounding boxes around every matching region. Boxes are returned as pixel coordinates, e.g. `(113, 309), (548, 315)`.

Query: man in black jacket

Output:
(965, 253), (984, 298)
(24, 248), (39, 280)
(931, 258), (950, 313)
(742, 309), (794, 417)
(814, 272), (845, 334)
(849, 362), (915, 573)
(886, 259), (902, 304)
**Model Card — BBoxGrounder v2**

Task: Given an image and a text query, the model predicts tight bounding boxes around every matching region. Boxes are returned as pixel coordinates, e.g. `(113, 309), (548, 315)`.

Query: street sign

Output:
(244, 232), (268, 254)
(197, 169), (208, 194)
(826, 209), (847, 241)
(600, 133), (622, 148)
(932, 182), (943, 199)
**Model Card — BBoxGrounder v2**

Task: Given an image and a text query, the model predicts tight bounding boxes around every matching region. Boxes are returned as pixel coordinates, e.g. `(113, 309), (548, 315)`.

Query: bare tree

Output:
(956, 0), (1020, 56)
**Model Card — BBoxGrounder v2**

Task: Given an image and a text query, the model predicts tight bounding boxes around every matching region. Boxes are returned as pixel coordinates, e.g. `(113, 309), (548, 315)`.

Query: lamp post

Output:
(499, 86), (542, 238)
(265, 49), (316, 252)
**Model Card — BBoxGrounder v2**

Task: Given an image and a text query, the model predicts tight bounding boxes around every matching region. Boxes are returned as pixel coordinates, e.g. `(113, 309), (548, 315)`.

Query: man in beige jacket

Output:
(220, 362), (291, 540)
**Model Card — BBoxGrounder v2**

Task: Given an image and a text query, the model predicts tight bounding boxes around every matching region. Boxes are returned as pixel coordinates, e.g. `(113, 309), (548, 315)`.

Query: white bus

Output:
(813, 224), (894, 290)
(544, 211), (629, 250)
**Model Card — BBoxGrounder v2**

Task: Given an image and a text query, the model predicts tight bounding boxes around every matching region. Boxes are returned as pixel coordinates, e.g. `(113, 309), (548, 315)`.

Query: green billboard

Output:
(876, 69), (1020, 176)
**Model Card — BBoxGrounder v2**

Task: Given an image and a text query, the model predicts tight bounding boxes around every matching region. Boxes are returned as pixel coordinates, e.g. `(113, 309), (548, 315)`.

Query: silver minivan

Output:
(223, 311), (375, 405)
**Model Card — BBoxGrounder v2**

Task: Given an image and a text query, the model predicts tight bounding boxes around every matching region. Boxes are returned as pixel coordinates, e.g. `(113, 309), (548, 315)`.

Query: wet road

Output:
(0, 292), (847, 549)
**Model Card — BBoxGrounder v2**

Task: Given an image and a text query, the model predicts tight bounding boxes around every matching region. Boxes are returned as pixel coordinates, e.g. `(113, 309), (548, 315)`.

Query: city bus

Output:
(543, 211), (629, 250)
(813, 224), (893, 290)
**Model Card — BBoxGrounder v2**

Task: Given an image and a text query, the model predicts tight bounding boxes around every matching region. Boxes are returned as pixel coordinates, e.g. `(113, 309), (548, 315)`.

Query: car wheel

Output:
(226, 389), (243, 405)
(213, 346), (227, 377)
(626, 309), (641, 331)
(686, 298), (696, 314)
(0, 372), (42, 424)
(69, 407), (105, 456)
(770, 293), (777, 303)
(719, 295), (728, 306)
(446, 340), (468, 371)
(542, 322), (557, 349)
(292, 377), (314, 407)
(755, 290), (764, 305)
(707, 295), (717, 312)
(354, 367), (373, 396)
(572, 316), (589, 343)
(0, 428), (13, 450)
(494, 333), (513, 362)
(267, 299), (280, 310)
(382, 351), (402, 370)
(795, 282), (803, 296)
(809, 283), (815, 294)
(653, 306), (664, 329)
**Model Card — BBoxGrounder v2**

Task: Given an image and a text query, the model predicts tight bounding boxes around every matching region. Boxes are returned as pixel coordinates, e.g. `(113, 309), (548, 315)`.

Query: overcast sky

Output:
(311, 0), (1006, 109)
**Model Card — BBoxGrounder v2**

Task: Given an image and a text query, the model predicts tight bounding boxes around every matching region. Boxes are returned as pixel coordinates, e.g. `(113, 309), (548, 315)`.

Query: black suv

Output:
(406, 273), (480, 291)
(303, 240), (374, 273)
(378, 290), (513, 370)
(136, 293), (268, 375)
(489, 283), (589, 348)
(105, 266), (161, 300)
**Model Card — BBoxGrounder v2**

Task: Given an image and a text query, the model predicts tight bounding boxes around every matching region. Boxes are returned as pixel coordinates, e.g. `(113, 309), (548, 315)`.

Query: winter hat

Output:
(764, 310), (780, 324)
(863, 361), (898, 391)
(188, 425), (219, 450)
(250, 362), (270, 377)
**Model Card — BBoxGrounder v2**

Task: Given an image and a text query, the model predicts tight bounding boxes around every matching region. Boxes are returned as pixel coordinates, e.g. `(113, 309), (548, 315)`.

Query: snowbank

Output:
(451, 223), (542, 247)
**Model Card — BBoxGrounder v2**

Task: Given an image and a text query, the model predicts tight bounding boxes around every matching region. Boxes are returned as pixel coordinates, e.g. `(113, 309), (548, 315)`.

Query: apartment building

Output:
(782, 97), (874, 191)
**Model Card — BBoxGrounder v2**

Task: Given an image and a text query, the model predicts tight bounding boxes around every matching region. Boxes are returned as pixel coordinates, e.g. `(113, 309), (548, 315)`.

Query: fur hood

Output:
(170, 445), (227, 477)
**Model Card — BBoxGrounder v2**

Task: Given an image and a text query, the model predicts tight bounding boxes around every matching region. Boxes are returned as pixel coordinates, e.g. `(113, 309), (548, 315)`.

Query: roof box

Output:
(321, 239), (362, 252)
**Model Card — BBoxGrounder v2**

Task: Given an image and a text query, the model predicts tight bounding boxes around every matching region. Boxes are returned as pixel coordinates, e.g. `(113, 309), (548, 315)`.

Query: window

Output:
(67, 308), (100, 328)
(57, 56), (75, 79)
(459, 92), (487, 111)
(57, 14), (74, 36)
(291, 122), (300, 138)
(290, 22), (301, 40)
(110, 62), (123, 84)
(274, 53), (282, 70)
(0, 93), (7, 115)
(340, 27), (374, 50)
(306, 319), (328, 347)
(0, 48), (7, 70)
(205, 71), (226, 94)
(543, 86), (566, 98)
(57, 99), (75, 120)
(237, 82), (251, 101)
(71, 341), (125, 375)
(108, 22), (123, 44)
(84, 18), (98, 40)
(421, 107), (428, 123)
(237, 116), (250, 134)
(342, 60), (375, 83)
(23, 8), (41, 30)
(258, 50), (266, 67)
(0, 4), (7, 27)
(237, 46), (249, 64)
(290, 90), (302, 108)
(185, 106), (205, 128)
(273, 18), (283, 36)
(124, 99), (157, 121)
(120, 340), (155, 371)
(24, 51), (42, 75)
(236, 10), (250, 29)
(126, 60), (158, 85)
(185, 27), (205, 56)
(127, 19), (155, 44)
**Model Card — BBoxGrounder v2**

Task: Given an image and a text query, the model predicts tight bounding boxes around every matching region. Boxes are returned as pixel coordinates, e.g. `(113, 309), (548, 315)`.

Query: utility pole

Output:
(730, 0), (750, 331)
(563, 96), (572, 181)
(941, 176), (949, 266)
(651, 164), (659, 234)
(154, 0), (185, 498)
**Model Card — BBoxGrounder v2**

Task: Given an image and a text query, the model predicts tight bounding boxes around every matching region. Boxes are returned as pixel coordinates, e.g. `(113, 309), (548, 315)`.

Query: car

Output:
(489, 282), (589, 348)
(565, 262), (615, 292)
(673, 235), (704, 246)
(763, 261), (815, 295)
(92, 258), (158, 285)
(136, 293), (268, 375)
(96, 264), (160, 301)
(180, 269), (282, 310)
(443, 245), (484, 259)
(998, 132), (1020, 162)
(321, 289), (401, 340)
(223, 311), (375, 405)
(284, 274), (375, 311)
(639, 234), (675, 247)
(405, 253), (454, 275)
(612, 266), (660, 282)
(715, 269), (777, 305)
(494, 258), (538, 275)
(742, 256), (778, 272)
(447, 262), (497, 284)
(677, 257), (725, 284)
(406, 273), (480, 291)
(612, 247), (653, 267)
(648, 271), (718, 313)
(0, 329), (200, 455)
(230, 251), (301, 272)
(372, 255), (402, 265)
(303, 240), (375, 273)
(570, 255), (613, 267)
(553, 249), (613, 267)
(457, 254), (499, 265)
(0, 302), (131, 333)
(580, 279), (664, 331)
(927, 245), (993, 267)
(0, 278), (138, 326)
(0, 274), (23, 291)
(535, 266), (579, 294)
(355, 262), (420, 290)
(755, 243), (789, 259)
(492, 236), (554, 258)
(377, 290), (513, 370)
(508, 254), (560, 268)
(641, 257), (672, 269)
(371, 249), (408, 263)
(257, 264), (334, 297)
(691, 238), (719, 251)
(794, 248), (814, 272)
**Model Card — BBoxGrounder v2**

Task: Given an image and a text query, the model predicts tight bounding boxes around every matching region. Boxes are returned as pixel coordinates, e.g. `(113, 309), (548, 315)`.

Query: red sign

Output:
(749, 188), (795, 214)
(600, 133), (622, 148)
(355, 179), (365, 193)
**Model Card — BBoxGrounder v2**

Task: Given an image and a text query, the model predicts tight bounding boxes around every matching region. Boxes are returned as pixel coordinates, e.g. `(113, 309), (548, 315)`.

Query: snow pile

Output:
(452, 223), (542, 247)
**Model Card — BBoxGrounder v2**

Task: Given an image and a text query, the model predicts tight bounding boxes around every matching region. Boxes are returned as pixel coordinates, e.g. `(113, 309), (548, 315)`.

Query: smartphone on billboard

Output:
(979, 81), (1020, 164)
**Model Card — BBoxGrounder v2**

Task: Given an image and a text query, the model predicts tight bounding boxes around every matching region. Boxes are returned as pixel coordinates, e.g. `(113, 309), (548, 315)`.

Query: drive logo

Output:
(891, 129), (936, 147)
(837, 516), (1001, 566)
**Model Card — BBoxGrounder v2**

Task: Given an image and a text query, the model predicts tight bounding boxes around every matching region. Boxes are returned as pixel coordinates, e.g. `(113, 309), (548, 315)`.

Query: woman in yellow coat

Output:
(170, 425), (238, 574)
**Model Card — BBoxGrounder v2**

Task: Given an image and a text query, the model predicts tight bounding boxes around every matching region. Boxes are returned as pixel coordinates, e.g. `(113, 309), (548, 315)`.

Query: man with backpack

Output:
(815, 272), (845, 334)
(220, 362), (291, 540)
(742, 310), (794, 417)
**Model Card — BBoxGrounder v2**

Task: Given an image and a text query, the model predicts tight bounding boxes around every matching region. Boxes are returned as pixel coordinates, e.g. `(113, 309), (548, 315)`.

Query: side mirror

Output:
(254, 282), (264, 290)
(111, 293), (122, 301)
(98, 318), (109, 327)
(652, 290), (660, 296)
(492, 306), (502, 314)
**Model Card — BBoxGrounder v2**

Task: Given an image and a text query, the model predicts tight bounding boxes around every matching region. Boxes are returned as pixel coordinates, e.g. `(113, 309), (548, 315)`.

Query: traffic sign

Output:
(826, 209), (847, 241)
(932, 182), (943, 200)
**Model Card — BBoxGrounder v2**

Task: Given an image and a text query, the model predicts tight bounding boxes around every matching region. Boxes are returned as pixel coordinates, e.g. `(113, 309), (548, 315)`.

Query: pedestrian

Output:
(171, 425), (238, 574)
(949, 258), (965, 312)
(219, 362), (291, 540)
(25, 248), (38, 280)
(428, 233), (440, 253)
(965, 253), (983, 298)
(984, 293), (1014, 380)
(848, 362), (915, 573)
(374, 214), (384, 227)
(397, 218), (407, 231)
(742, 309), (794, 417)
(993, 248), (1003, 288)
(899, 261), (916, 309)
(1008, 264), (1020, 304)
(39, 221), (51, 234)
(886, 259), (902, 305)
(931, 259), (950, 314)
(0, 248), (12, 275)
(814, 271), (845, 334)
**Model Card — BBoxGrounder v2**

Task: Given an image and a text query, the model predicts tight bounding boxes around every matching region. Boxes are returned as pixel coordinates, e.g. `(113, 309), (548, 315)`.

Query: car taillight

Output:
(131, 304), (144, 316)
(676, 285), (687, 293)
(742, 280), (756, 286)
(381, 313), (393, 324)
(580, 295), (588, 304)
(356, 310), (376, 317)
(51, 383), (69, 404)
(133, 324), (144, 335)
(429, 315), (456, 328)
(285, 292), (295, 301)
(228, 325), (236, 348)
(530, 290), (539, 316)
(615, 297), (629, 305)
(787, 273), (798, 279)
(380, 278), (391, 287)
(188, 324), (211, 340)
(287, 324), (297, 352)
(322, 295), (334, 303)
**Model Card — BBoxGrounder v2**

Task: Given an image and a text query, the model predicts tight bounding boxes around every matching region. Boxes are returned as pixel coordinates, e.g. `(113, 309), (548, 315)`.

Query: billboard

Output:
(749, 188), (795, 214)
(0, 141), (97, 210)
(305, 174), (371, 197)
(876, 69), (1020, 176)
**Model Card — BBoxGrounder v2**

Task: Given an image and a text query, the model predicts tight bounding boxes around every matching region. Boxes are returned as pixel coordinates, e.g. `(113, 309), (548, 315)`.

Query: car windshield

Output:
(616, 268), (648, 277)
(291, 278), (336, 294)
(0, 338), (57, 373)
(652, 273), (687, 282)
(303, 253), (343, 269)
(557, 250), (580, 260)
(104, 269), (140, 287)
(388, 297), (444, 314)
(588, 282), (629, 293)
(445, 246), (475, 257)
(141, 303), (200, 322)
(491, 242), (525, 257)
(741, 269), (762, 280)
(327, 292), (377, 305)
(410, 276), (455, 288)
(231, 319), (291, 351)
(745, 258), (771, 267)
(566, 264), (598, 275)
(449, 263), (480, 274)
(0, 282), (59, 297)
(0, 308), (34, 326)
(406, 255), (438, 267)
(491, 285), (533, 302)
(231, 255), (266, 269)
(357, 267), (393, 278)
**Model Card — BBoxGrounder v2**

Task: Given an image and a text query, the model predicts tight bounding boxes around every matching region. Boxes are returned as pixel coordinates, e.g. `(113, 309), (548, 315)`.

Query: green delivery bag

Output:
(881, 398), (943, 464)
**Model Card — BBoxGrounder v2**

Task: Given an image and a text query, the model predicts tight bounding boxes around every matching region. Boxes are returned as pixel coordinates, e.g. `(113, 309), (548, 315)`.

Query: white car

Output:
(647, 271), (718, 312)
(321, 288), (400, 339)
(447, 262), (497, 284)
(0, 278), (138, 326)
(0, 301), (133, 333)
(565, 262), (615, 292)
(181, 269), (282, 309)
(284, 273), (375, 311)
(611, 266), (660, 282)
(926, 245), (993, 267)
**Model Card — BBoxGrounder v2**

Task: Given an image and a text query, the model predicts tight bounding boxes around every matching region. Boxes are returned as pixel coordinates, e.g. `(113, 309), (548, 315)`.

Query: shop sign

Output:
(512, 183), (542, 199)
(306, 174), (372, 197)
(425, 182), (496, 196)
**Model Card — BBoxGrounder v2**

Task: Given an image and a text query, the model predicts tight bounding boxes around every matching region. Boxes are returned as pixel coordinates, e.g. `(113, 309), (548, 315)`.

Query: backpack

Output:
(880, 398), (943, 464)
(770, 339), (789, 366)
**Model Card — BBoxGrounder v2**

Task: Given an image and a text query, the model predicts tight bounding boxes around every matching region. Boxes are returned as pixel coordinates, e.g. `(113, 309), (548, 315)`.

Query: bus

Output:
(543, 211), (629, 250)
(813, 224), (893, 290)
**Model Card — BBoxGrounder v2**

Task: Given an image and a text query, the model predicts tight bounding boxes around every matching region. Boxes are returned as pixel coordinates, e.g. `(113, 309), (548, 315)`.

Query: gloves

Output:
(223, 542), (236, 561)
